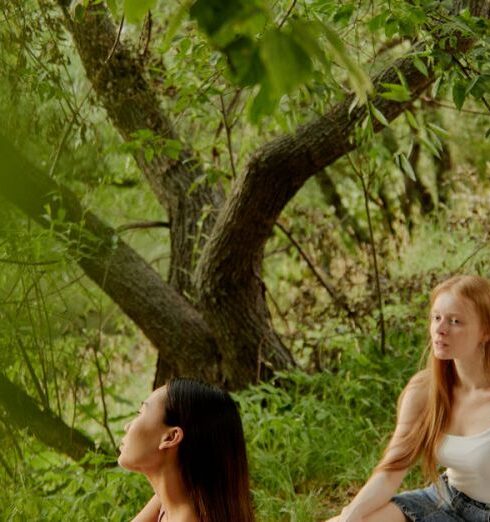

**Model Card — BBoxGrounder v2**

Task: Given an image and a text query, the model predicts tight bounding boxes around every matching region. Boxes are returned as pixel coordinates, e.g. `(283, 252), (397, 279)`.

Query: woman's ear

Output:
(158, 427), (183, 450)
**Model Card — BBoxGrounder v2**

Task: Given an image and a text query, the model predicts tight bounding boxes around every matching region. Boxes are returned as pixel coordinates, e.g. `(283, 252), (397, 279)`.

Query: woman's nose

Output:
(436, 320), (447, 334)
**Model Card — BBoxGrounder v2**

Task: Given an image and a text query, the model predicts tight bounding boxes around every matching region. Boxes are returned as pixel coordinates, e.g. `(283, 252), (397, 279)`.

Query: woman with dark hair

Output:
(327, 274), (490, 522)
(118, 378), (255, 522)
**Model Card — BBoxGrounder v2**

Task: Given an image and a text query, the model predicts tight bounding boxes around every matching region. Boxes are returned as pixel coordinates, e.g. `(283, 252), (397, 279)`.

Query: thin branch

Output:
(420, 96), (490, 116)
(453, 239), (489, 273)
(91, 342), (117, 452)
(275, 222), (360, 327)
(219, 94), (237, 179)
(0, 258), (59, 266)
(0, 450), (14, 478)
(117, 220), (170, 232)
(138, 12), (152, 62)
(351, 158), (386, 356)
(214, 89), (242, 140)
(278, 0), (298, 28)
(105, 15), (125, 64)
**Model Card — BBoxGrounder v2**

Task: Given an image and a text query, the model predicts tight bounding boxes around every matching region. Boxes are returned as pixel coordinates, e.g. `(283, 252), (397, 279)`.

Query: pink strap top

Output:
(157, 506), (165, 522)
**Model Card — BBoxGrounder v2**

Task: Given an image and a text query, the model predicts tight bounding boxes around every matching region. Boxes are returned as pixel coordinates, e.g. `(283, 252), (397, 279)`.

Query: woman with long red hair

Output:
(327, 274), (490, 521)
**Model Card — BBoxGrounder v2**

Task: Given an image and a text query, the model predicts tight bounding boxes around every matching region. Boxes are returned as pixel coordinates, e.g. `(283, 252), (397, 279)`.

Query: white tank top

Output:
(437, 426), (490, 503)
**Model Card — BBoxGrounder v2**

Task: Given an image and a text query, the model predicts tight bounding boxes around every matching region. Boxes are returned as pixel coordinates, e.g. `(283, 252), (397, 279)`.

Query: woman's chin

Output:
(433, 347), (452, 360)
(117, 454), (133, 470)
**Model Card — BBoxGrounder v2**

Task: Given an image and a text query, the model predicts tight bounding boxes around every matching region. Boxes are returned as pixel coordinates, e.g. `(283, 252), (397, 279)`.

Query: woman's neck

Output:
(146, 467), (198, 522)
(453, 354), (490, 391)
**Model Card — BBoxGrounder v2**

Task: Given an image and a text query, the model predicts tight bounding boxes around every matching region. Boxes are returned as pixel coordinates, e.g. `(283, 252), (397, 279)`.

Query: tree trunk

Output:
(0, 135), (221, 383)
(55, 0), (222, 295)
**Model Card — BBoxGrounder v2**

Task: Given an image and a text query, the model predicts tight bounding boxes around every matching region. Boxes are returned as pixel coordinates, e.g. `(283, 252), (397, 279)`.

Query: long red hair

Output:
(378, 275), (490, 480)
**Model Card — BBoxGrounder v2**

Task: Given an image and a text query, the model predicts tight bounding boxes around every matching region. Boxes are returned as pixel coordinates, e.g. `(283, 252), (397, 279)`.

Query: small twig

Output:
(91, 342), (117, 452)
(0, 450), (14, 478)
(453, 240), (489, 272)
(214, 89), (242, 140)
(117, 220), (170, 232)
(0, 258), (59, 266)
(275, 222), (360, 327)
(48, 86), (94, 178)
(256, 335), (265, 383)
(421, 96), (490, 116)
(264, 283), (291, 335)
(105, 15), (125, 64)
(278, 0), (298, 28)
(219, 94), (238, 179)
(138, 12), (152, 62)
(356, 168), (386, 356)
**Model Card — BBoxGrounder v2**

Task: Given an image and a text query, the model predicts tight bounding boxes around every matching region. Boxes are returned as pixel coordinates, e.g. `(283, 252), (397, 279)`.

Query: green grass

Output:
(0, 331), (426, 521)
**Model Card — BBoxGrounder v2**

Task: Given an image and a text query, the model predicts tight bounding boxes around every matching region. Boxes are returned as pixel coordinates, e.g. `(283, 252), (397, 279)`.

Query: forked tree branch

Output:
(197, 1), (489, 296)
(54, 0), (222, 293)
(0, 134), (220, 381)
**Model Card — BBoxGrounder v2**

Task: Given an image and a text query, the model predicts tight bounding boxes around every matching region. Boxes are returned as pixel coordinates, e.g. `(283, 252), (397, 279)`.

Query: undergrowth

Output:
(1, 330), (427, 521)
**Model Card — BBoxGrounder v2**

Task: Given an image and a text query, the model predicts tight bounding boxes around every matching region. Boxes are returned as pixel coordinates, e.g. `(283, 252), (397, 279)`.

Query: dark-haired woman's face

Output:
(118, 386), (168, 472)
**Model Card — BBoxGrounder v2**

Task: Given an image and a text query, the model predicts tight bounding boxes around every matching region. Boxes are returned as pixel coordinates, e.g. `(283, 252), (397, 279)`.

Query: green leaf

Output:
(321, 23), (373, 103)
(224, 37), (264, 86)
(379, 83), (411, 102)
(431, 76), (443, 99)
(190, 0), (267, 47)
(399, 152), (416, 181)
(427, 123), (449, 139)
(249, 81), (277, 124)
(368, 11), (389, 32)
(332, 3), (354, 26)
(404, 110), (419, 130)
(160, 1), (193, 53)
(467, 74), (490, 99)
(289, 20), (327, 67)
(384, 16), (398, 38)
(74, 4), (85, 22)
(161, 139), (183, 160)
(419, 135), (440, 158)
(260, 29), (312, 96)
(452, 80), (467, 110)
(123, 0), (156, 23)
(413, 56), (428, 77)
(369, 103), (389, 127)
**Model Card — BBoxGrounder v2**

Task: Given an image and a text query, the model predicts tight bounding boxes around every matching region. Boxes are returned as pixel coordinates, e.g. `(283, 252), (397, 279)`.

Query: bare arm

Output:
(331, 371), (428, 522)
(131, 495), (161, 522)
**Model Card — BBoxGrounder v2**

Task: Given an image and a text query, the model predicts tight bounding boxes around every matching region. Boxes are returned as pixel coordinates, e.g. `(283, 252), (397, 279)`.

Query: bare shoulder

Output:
(397, 370), (429, 421)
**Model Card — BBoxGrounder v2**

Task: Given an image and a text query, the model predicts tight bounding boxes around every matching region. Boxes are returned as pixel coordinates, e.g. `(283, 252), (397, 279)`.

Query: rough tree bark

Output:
(194, 0), (489, 385)
(2, 1), (489, 390)
(55, 0), (222, 296)
(0, 135), (220, 382)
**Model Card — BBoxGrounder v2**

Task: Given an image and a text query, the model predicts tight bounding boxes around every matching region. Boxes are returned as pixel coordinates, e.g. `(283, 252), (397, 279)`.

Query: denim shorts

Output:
(391, 474), (490, 521)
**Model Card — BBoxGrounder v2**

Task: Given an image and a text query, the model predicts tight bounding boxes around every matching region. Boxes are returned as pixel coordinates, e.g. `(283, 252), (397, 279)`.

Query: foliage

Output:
(1, 0), (490, 519)
(1, 329), (424, 521)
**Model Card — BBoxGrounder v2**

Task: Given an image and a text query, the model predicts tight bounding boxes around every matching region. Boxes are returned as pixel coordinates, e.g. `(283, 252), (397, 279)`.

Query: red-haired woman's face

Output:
(430, 291), (487, 362)
(118, 386), (168, 473)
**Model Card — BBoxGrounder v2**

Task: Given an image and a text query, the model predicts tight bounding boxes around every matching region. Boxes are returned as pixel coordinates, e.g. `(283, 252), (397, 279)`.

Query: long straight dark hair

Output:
(163, 378), (255, 522)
